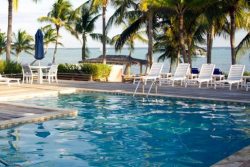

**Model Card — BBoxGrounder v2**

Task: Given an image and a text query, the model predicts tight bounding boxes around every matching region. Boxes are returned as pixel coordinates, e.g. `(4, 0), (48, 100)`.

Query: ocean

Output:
(7, 47), (250, 73)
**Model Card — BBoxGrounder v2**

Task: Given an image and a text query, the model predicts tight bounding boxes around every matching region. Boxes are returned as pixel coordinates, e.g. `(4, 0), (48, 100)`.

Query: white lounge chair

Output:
(44, 64), (58, 83)
(185, 64), (215, 88)
(214, 64), (245, 90)
(0, 75), (20, 86)
(161, 63), (190, 87)
(133, 63), (164, 96)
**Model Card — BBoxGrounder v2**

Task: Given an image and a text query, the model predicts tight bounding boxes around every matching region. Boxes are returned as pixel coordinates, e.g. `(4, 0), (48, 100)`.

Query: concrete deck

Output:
(0, 102), (77, 130)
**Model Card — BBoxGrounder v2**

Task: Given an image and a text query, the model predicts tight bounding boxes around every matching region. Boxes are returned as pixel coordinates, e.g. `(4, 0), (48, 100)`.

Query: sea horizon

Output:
(10, 47), (249, 73)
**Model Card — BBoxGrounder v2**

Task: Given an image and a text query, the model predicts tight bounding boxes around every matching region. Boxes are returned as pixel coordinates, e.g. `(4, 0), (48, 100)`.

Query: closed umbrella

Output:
(34, 29), (44, 61)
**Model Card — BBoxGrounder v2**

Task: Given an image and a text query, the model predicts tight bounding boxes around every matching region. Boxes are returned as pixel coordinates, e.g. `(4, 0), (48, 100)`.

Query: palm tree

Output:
(141, 0), (213, 64)
(6, 0), (40, 62)
(223, 0), (250, 64)
(91, 0), (110, 64)
(113, 21), (147, 75)
(204, 2), (227, 64)
(12, 30), (34, 61)
(0, 32), (7, 56)
(74, 4), (101, 61)
(38, 0), (74, 64)
(154, 28), (180, 72)
(113, 3), (155, 67)
(41, 25), (62, 55)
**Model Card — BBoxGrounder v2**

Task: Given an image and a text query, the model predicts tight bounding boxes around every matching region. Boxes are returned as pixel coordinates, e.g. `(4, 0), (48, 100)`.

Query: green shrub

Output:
(4, 61), (22, 74)
(58, 64), (79, 73)
(58, 63), (111, 81)
(79, 63), (111, 80)
(244, 71), (250, 76)
(0, 60), (5, 73)
(0, 60), (22, 74)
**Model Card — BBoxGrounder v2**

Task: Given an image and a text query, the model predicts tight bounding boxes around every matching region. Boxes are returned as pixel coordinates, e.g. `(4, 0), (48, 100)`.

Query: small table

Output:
(242, 76), (250, 88)
(30, 66), (50, 84)
(212, 74), (225, 81)
(188, 74), (198, 79)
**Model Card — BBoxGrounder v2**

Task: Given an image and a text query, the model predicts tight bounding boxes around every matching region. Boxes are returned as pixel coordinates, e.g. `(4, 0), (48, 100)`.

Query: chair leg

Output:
(229, 84), (232, 90)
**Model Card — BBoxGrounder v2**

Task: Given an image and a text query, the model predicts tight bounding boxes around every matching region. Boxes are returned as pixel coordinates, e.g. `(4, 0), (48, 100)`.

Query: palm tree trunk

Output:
(102, 5), (107, 64)
(230, 7), (236, 65)
(206, 25), (214, 64)
(179, 12), (187, 63)
(52, 27), (59, 64)
(82, 33), (86, 61)
(147, 9), (153, 67)
(187, 45), (192, 68)
(177, 50), (180, 64)
(6, 0), (13, 62)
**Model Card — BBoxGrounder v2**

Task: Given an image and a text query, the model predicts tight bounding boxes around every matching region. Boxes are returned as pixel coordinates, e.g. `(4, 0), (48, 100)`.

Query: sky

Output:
(0, 0), (248, 48)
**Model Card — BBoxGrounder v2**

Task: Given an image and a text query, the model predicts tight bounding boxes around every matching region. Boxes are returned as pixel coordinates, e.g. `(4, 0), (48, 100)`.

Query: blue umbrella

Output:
(34, 29), (44, 60)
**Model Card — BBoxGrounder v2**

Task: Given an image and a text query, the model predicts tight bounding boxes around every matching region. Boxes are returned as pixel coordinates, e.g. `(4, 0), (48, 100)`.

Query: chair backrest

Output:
(22, 65), (32, 75)
(228, 64), (245, 80)
(48, 64), (58, 75)
(174, 63), (190, 78)
(198, 64), (215, 78)
(148, 63), (164, 77)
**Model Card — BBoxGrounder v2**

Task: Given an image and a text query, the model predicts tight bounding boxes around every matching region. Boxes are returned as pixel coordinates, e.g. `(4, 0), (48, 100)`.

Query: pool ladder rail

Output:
(133, 78), (159, 97)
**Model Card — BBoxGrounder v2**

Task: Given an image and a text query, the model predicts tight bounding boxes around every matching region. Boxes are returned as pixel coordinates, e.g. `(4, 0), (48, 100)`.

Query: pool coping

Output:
(211, 146), (250, 167)
(0, 102), (78, 130)
(76, 88), (250, 105)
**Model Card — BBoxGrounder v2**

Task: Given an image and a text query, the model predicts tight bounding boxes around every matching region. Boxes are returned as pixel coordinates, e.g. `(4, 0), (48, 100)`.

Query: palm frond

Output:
(236, 32), (250, 57)
(115, 16), (146, 50)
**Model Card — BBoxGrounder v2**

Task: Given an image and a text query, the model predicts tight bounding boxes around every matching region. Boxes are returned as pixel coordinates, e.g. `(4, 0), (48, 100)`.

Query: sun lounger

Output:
(133, 63), (164, 96)
(185, 64), (215, 88)
(161, 63), (190, 87)
(214, 64), (245, 90)
(0, 75), (20, 86)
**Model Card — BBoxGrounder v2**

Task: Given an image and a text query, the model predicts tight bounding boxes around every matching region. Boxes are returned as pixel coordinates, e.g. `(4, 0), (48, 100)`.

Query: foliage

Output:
(12, 29), (34, 60)
(244, 71), (250, 76)
(0, 60), (22, 74)
(74, 3), (101, 60)
(0, 32), (6, 56)
(38, 0), (75, 63)
(58, 64), (79, 73)
(58, 63), (111, 80)
(41, 25), (63, 55)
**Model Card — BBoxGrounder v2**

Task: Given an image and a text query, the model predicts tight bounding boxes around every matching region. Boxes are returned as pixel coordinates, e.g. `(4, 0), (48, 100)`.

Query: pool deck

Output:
(0, 102), (78, 130)
(0, 80), (249, 166)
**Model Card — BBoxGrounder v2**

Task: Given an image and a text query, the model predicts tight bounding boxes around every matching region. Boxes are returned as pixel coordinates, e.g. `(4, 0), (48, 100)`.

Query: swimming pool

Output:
(0, 93), (250, 167)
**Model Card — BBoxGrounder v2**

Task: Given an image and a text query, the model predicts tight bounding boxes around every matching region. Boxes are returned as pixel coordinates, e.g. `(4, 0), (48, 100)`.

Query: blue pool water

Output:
(0, 93), (250, 167)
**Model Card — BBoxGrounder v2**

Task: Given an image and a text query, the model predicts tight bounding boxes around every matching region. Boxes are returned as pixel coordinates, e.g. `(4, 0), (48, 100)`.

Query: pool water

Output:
(0, 93), (250, 167)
